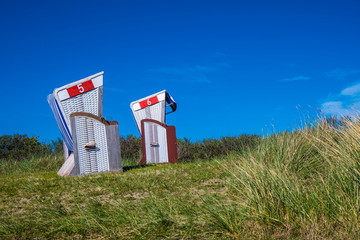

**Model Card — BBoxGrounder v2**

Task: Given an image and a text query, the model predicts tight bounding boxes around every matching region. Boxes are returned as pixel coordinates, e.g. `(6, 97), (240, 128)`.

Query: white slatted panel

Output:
(143, 121), (168, 164)
(157, 125), (168, 163)
(133, 101), (164, 134)
(87, 120), (98, 173)
(94, 120), (109, 172)
(144, 122), (153, 163)
(75, 117), (89, 175)
(75, 116), (109, 175)
(130, 90), (166, 134)
(61, 88), (99, 120)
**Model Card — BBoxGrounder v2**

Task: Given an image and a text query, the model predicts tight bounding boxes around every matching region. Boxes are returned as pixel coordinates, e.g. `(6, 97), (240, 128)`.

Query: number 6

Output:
(77, 84), (84, 93)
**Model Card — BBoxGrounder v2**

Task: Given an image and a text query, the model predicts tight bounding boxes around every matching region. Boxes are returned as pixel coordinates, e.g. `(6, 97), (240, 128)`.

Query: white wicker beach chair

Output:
(48, 72), (122, 176)
(130, 90), (178, 165)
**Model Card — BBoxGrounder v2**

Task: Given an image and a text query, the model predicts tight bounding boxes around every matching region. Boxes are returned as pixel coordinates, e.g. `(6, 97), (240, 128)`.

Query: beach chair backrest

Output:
(53, 72), (104, 132)
(130, 90), (177, 134)
(48, 72), (104, 153)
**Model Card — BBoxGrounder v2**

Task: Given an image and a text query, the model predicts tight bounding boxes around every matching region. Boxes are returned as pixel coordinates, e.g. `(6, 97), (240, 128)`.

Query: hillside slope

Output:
(2, 118), (360, 239)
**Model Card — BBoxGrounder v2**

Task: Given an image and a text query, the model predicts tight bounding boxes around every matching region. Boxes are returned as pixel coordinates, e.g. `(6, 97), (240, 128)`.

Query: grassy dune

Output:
(1, 117), (360, 239)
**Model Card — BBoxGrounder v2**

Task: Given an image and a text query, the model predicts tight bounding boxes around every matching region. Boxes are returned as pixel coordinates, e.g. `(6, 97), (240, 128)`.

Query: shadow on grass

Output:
(123, 164), (156, 172)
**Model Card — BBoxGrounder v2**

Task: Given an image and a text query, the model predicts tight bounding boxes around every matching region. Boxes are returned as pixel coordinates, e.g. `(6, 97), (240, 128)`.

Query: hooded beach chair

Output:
(130, 90), (178, 164)
(47, 72), (104, 157)
(48, 72), (122, 176)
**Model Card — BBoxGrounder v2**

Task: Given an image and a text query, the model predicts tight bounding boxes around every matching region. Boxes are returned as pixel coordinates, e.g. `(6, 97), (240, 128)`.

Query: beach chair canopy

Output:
(47, 72), (104, 152)
(130, 90), (177, 134)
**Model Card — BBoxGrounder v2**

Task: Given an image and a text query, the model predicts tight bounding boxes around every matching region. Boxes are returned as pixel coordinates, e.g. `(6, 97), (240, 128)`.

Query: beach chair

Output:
(130, 90), (178, 164)
(48, 72), (122, 176)
(48, 72), (104, 156)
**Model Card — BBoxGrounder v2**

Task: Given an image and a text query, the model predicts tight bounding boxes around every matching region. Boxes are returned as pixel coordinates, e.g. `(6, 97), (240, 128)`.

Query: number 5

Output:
(77, 84), (84, 93)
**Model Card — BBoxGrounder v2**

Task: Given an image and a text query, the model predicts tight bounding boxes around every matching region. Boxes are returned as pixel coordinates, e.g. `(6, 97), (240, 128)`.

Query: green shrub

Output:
(0, 133), (261, 164)
(120, 134), (142, 160)
(177, 135), (261, 162)
(48, 137), (64, 154)
(118, 134), (261, 162)
(0, 134), (51, 161)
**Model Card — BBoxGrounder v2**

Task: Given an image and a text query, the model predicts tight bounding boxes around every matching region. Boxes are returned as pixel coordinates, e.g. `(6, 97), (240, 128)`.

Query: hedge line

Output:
(0, 134), (261, 162)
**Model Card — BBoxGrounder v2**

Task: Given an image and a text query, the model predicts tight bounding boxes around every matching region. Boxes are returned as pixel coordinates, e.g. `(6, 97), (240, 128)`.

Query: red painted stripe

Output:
(139, 96), (159, 109)
(67, 80), (95, 98)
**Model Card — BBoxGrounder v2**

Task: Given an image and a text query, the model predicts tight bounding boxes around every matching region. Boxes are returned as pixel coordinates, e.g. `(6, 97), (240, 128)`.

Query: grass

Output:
(0, 154), (63, 176)
(0, 160), (229, 239)
(2, 116), (360, 239)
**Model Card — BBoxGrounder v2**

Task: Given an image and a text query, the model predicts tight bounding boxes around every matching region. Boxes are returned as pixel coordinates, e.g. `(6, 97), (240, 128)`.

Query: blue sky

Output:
(1, 0), (360, 142)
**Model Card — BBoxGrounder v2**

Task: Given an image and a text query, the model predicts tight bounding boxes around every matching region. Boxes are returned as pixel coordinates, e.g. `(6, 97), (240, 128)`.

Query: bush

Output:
(0, 133), (261, 163)
(118, 134), (261, 162)
(48, 137), (64, 154)
(120, 134), (142, 160)
(0, 134), (51, 161)
(177, 135), (261, 162)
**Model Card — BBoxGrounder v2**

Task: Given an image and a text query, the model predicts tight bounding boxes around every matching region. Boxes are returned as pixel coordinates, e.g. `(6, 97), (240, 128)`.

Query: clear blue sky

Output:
(1, 0), (360, 142)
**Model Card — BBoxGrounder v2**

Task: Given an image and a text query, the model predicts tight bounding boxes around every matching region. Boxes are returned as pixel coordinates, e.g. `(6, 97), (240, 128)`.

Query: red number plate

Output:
(139, 96), (159, 109)
(67, 80), (95, 98)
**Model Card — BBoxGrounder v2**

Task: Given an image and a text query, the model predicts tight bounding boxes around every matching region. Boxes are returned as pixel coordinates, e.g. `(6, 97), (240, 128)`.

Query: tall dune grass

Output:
(211, 116), (360, 238)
